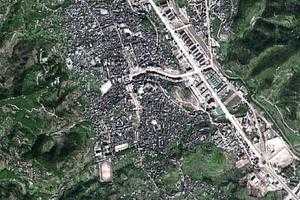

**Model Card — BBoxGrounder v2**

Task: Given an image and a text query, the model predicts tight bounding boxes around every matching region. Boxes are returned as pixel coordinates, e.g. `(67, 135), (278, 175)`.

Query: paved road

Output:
(148, 0), (262, 158)
(148, 1), (298, 199)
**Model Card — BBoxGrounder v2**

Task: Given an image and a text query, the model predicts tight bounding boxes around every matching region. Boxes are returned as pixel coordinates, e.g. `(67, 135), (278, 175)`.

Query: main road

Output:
(147, 0), (298, 199)
(148, 0), (262, 159)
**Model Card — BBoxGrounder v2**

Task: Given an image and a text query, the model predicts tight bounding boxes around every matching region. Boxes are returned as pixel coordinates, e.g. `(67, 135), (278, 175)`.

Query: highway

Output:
(148, 0), (299, 199)
(148, 0), (262, 158)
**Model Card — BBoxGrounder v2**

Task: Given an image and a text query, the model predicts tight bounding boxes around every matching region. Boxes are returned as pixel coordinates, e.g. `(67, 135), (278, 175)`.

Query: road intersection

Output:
(148, 0), (299, 199)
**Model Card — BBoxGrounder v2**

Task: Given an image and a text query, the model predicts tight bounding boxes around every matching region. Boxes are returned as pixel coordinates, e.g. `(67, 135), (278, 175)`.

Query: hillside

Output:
(220, 0), (300, 151)
(0, 1), (93, 199)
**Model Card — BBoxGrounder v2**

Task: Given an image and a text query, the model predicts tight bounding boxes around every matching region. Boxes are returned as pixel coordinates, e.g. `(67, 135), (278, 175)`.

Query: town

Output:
(65, 0), (300, 199)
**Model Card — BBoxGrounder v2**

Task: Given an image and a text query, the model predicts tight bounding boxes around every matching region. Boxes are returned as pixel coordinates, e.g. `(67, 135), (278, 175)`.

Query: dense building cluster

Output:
(65, 0), (212, 171)
(64, 0), (300, 199)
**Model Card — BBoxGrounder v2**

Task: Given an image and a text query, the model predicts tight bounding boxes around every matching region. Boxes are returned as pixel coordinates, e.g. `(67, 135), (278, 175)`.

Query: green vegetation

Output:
(233, 188), (284, 200)
(175, 0), (187, 8)
(0, 0), (71, 46)
(233, 0), (266, 36)
(57, 141), (251, 199)
(247, 45), (292, 78)
(0, 0), (93, 199)
(211, 16), (222, 39)
(221, 0), (300, 151)
(159, 168), (181, 193)
(2, 0), (293, 199)
(182, 143), (233, 184)
(140, 15), (156, 32)
(138, 142), (250, 199)
(253, 96), (300, 153)
(163, 143), (247, 200)
(114, 148), (140, 170)
(229, 103), (249, 117)
(0, 169), (17, 180)
(60, 149), (159, 200)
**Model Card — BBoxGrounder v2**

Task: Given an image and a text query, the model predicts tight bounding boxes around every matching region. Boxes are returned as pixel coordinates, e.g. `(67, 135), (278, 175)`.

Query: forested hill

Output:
(220, 0), (300, 149)
(0, 1), (93, 199)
